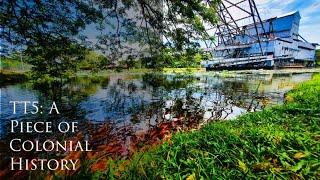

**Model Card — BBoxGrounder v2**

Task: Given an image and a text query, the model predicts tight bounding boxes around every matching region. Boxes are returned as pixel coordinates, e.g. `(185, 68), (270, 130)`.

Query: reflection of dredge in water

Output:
(161, 87), (247, 124)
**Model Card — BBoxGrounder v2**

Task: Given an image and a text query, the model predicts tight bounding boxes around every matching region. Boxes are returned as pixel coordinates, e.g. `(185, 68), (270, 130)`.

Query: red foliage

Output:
(0, 116), (201, 178)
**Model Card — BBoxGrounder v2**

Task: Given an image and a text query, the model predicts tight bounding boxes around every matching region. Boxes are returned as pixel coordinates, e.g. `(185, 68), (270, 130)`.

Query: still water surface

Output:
(0, 72), (314, 138)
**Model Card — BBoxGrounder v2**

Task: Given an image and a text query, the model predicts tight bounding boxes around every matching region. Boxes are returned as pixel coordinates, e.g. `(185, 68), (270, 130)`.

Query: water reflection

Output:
(0, 72), (315, 178)
(0, 76), (110, 138)
(0, 72), (314, 137)
(74, 72), (314, 133)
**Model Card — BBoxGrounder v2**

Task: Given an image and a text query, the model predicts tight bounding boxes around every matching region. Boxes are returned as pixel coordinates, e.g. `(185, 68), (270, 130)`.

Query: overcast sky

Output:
(255, 0), (320, 44)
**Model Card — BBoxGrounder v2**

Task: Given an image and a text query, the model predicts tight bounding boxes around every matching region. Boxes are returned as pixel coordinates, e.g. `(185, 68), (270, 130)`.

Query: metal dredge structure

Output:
(202, 0), (318, 69)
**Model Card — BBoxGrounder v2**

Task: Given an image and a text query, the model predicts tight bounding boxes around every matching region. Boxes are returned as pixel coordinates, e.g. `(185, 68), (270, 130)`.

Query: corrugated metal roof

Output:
(242, 11), (300, 29)
(276, 11), (300, 19)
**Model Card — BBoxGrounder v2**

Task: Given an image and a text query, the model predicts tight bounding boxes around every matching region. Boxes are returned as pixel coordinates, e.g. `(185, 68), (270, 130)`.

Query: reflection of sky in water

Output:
(1, 85), (38, 119)
(0, 85), (38, 136)
(80, 76), (233, 123)
(0, 72), (314, 136)
(80, 78), (155, 122)
(79, 73), (313, 125)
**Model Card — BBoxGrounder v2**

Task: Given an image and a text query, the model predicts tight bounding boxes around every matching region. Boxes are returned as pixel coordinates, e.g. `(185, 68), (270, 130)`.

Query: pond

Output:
(0, 71), (316, 176)
(0, 71), (314, 139)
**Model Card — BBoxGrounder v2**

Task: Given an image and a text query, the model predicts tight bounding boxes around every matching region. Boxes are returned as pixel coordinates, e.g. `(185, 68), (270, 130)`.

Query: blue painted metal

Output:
(204, 11), (318, 69)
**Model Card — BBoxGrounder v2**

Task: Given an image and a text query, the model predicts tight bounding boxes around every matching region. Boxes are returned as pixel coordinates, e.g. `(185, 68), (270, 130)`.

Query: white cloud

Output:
(301, 2), (320, 16)
(203, 0), (319, 47)
(299, 23), (320, 44)
(255, 0), (320, 44)
(256, 0), (288, 19)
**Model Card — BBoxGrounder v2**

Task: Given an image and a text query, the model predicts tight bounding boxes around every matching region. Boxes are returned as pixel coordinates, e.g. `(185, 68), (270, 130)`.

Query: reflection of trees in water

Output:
(1, 72), (306, 178)
(222, 77), (272, 110)
(1, 73), (313, 178)
(142, 73), (196, 90)
(1, 76), (111, 177)
(19, 73), (269, 131)
(2, 76), (110, 144)
(98, 79), (149, 122)
(157, 73), (313, 124)
(138, 74), (270, 126)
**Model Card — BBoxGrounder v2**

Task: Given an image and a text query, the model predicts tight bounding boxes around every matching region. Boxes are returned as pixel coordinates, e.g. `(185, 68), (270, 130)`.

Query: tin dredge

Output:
(202, 0), (318, 69)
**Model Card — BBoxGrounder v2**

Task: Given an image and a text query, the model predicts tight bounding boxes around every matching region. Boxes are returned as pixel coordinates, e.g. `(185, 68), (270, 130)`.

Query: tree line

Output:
(1, 0), (220, 78)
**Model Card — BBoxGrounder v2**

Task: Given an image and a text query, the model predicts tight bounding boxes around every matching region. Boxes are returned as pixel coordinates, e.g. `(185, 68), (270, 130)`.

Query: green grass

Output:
(0, 70), (30, 84)
(1, 58), (32, 71)
(77, 68), (154, 76)
(161, 68), (206, 74)
(85, 74), (320, 179)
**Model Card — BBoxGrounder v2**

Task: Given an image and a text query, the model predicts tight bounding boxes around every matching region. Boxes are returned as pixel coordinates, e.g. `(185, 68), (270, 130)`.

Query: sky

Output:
(255, 0), (320, 44)
(84, 0), (320, 50)
(4, 0), (320, 53)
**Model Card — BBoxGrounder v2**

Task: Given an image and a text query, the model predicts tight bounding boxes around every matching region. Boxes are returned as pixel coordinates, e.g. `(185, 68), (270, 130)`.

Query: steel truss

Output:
(206, 0), (268, 59)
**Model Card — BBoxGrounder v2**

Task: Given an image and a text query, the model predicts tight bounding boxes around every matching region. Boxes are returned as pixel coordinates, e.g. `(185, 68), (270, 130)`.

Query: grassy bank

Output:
(77, 68), (154, 76)
(78, 67), (206, 75)
(0, 70), (30, 85)
(85, 74), (320, 179)
(161, 68), (206, 74)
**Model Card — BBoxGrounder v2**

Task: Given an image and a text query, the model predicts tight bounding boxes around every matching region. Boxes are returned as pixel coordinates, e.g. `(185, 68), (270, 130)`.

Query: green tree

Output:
(1, 0), (103, 79)
(79, 51), (109, 71)
(95, 0), (220, 65)
(158, 48), (209, 68)
(1, 0), (220, 76)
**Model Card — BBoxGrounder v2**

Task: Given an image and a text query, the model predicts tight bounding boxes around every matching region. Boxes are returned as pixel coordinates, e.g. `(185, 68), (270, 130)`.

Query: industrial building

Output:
(202, 0), (318, 69)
